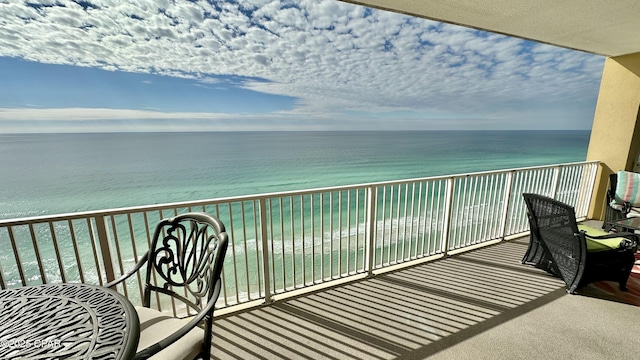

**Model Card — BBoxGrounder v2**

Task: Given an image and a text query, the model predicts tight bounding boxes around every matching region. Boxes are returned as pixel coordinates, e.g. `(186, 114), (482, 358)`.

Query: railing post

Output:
(259, 198), (272, 304)
(440, 177), (455, 256)
(365, 186), (377, 277)
(550, 165), (562, 198)
(93, 215), (116, 283)
(582, 162), (599, 216)
(498, 171), (515, 240)
(575, 162), (598, 218)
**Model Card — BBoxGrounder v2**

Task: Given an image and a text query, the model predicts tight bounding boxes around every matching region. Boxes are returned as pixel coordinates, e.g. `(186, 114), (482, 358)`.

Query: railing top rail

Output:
(0, 160), (599, 226)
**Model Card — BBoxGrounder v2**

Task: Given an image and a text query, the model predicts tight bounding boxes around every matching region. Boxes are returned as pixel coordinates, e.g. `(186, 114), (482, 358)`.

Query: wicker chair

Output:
(107, 212), (228, 360)
(522, 193), (637, 294)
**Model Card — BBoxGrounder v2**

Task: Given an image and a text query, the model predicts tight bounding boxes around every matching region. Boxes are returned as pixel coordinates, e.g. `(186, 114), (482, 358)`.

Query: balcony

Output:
(2, 161), (638, 358)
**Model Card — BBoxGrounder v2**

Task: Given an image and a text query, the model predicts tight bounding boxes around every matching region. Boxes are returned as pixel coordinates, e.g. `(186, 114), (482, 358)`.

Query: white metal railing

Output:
(0, 161), (599, 313)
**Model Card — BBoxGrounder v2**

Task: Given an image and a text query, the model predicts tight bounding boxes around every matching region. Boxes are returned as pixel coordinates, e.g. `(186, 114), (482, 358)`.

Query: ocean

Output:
(0, 131), (590, 220)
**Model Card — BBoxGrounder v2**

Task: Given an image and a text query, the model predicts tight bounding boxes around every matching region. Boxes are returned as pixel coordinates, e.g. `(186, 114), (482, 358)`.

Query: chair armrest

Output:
(583, 231), (635, 240)
(606, 187), (632, 215)
(134, 279), (222, 360)
(104, 251), (149, 289)
(606, 188), (615, 203)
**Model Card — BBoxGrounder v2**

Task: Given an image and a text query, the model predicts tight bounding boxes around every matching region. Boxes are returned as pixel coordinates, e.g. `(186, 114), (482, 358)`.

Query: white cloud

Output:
(0, 0), (604, 130)
(0, 107), (226, 121)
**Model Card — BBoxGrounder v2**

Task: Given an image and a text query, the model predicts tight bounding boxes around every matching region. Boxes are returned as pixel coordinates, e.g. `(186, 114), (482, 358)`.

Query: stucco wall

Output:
(587, 53), (640, 219)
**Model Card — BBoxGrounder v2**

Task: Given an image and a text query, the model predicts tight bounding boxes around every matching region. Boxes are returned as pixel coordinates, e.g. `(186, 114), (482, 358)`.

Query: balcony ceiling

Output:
(340, 0), (640, 57)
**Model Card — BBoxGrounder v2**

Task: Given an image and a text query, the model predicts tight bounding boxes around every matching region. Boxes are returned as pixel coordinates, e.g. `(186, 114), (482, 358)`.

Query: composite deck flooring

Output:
(210, 233), (640, 360)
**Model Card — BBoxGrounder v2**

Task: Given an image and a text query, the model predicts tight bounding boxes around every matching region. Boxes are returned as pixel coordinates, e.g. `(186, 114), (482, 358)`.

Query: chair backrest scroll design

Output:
(143, 212), (228, 314)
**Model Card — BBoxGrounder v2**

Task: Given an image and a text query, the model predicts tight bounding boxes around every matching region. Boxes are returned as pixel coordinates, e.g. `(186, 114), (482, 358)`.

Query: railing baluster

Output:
(310, 194), (316, 283)
(259, 198), (271, 304)
(487, 175), (497, 240)
(395, 185), (401, 262)
(329, 192), (334, 279)
(86, 218), (104, 286)
(451, 177), (462, 249)
(125, 214), (143, 302)
(365, 186), (376, 277)
(320, 193), (325, 280)
(354, 189), (361, 272)
(289, 196), (296, 289)
(380, 186), (387, 268)
(583, 163), (598, 217)
(428, 180), (438, 254)
(388, 185), (394, 265)
(441, 177), (455, 255)
(346, 190), (351, 275)
(109, 216), (128, 299)
(0, 260), (5, 289)
(93, 215), (115, 284)
(338, 191), (343, 277)
(462, 176), (470, 247)
(140, 211), (161, 310)
(498, 171), (515, 239)
(240, 201), (251, 299)
(413, 182), (421, 258)
(28, 224), (47, 284)
(490, 174), (499, 240)
(418, 182), (427, 256)
(279, 197), (286, 292)
(7, 226), (27, 287)
(473, 176), (483, 244)
(268, 199), (276, 296)
(253, 200), (262, 298)
(550, 165), (561, 197)
(300, 195), (306, 286)
(68, 220), (85, 283)
(48, 222), (66, 283)
(401, 183), (409, 260)
(225, 204), (237, 304)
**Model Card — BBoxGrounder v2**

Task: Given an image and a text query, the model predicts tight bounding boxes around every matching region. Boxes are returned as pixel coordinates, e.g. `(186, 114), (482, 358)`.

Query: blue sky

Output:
(0, 0), (605, 133)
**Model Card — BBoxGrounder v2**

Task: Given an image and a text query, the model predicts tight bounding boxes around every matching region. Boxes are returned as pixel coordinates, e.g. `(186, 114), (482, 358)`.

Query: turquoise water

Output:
(0, 130), (591, 298)
(0, 131), (590, 220)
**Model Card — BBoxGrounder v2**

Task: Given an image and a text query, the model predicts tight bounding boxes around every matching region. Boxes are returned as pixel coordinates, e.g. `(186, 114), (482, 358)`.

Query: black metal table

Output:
(0, 283), (140, 359)
(609, 217), (640, 233)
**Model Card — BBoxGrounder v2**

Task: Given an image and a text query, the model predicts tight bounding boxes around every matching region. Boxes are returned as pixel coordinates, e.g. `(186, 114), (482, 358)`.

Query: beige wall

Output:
(587, 53), (640, 219)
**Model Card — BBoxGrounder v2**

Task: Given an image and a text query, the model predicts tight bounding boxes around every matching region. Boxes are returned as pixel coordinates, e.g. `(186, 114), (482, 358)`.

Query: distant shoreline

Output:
(0, 129), (592, 136)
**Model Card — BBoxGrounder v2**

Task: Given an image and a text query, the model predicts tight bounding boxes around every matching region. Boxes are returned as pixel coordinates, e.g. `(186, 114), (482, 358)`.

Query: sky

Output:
(0, 0), (606, 133)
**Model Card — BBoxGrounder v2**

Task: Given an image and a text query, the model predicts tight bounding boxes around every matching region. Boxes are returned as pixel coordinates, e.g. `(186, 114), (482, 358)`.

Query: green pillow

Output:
(577, 225), (625, 252)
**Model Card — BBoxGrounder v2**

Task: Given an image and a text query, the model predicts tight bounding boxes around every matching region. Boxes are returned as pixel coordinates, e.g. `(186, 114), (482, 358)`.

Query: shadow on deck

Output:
(211, 235), (640, 359)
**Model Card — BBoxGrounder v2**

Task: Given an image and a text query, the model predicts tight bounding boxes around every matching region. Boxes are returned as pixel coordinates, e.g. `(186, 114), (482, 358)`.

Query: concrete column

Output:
(586, 53), (640, 219)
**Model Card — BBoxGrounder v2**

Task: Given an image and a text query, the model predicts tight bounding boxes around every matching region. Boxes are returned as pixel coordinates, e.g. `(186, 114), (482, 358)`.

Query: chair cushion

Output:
(627, 207), (640, 217)
(609, 202), (625, 211)
(608, 201), (640, 217)
(577, 225), (627, 252)
(614, 170), (640, 206)
(136, 306), (205, 360)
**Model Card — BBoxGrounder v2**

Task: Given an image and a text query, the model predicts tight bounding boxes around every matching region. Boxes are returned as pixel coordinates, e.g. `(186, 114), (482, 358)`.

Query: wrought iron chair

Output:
(603, 171), (640, 231)
(603, 172), (628, 231)
(522, 193), (637, 294)
(604, 173), (622, 229)
(107, 212), (228, 360)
